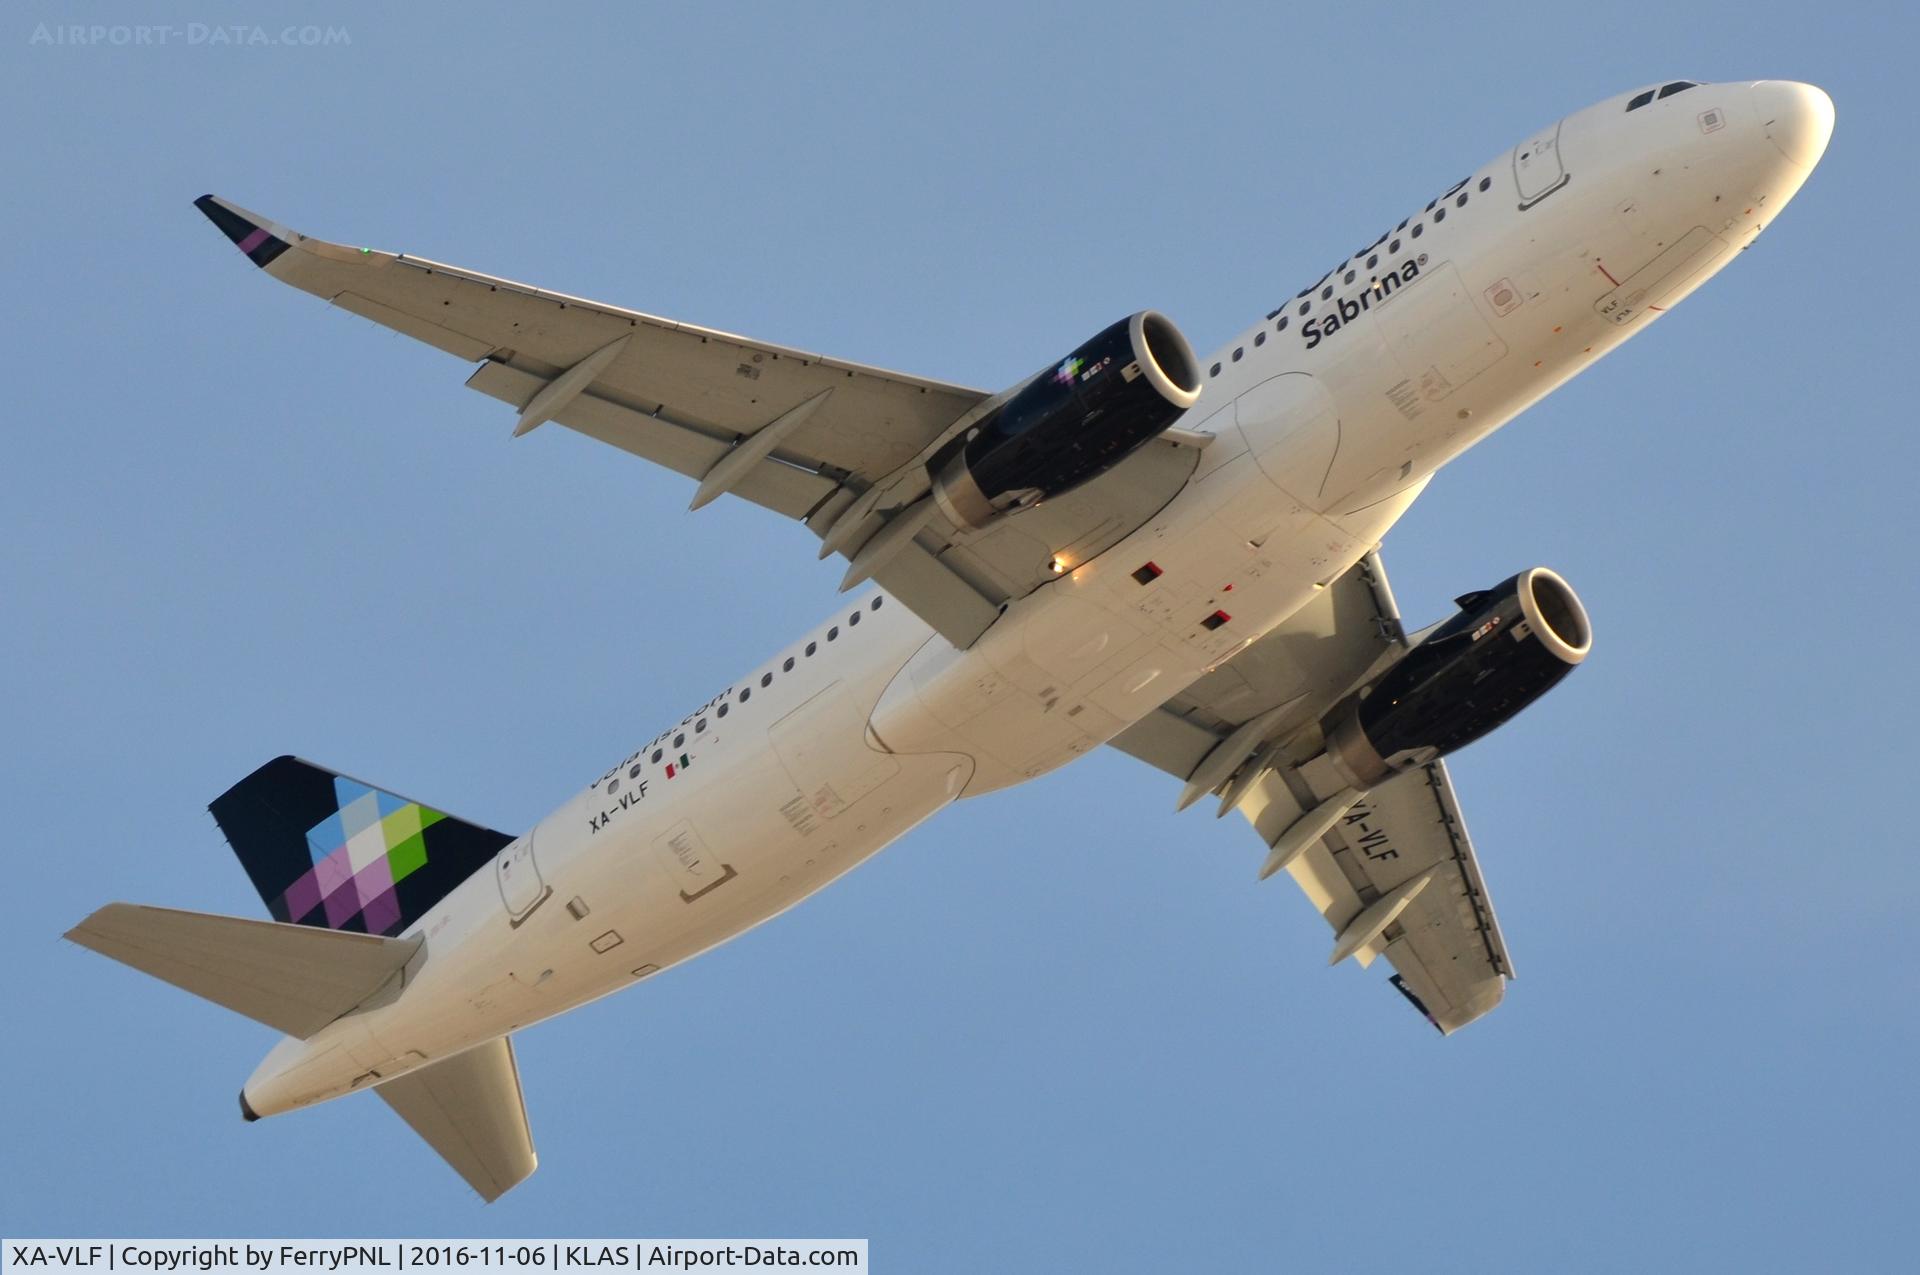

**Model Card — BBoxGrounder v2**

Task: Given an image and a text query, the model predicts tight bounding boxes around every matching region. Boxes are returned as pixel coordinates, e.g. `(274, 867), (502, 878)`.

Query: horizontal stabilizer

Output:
(377, 1038), (536, 1202)
(66, 902), (421, 1038)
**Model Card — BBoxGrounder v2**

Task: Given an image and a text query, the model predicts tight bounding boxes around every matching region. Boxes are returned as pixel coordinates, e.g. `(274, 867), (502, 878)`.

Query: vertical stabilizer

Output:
(210, 756), (513, 937)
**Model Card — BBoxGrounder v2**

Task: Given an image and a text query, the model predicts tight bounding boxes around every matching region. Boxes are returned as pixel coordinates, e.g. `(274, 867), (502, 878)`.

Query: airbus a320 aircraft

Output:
(71, 79), (1832, 1200)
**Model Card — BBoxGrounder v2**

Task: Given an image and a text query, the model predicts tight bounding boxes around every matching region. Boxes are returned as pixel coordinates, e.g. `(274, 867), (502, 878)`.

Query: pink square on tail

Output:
(314, 846), (353, 895)
(352, 855), (394, 907)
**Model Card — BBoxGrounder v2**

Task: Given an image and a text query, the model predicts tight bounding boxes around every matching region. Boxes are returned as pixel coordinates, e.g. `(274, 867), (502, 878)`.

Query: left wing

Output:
(195, 196), (1200, 648)
(1110, 551), (1512, 1034)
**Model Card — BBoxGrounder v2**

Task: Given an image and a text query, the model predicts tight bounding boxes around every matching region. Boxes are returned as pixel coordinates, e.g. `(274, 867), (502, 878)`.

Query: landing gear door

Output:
(1513, 120), (1569, 209)
(497, 832), (549, 926)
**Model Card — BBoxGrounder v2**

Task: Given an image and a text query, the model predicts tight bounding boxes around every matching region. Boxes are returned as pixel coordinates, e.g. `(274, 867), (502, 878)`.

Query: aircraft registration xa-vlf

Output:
(71, 79), (1832, 1199)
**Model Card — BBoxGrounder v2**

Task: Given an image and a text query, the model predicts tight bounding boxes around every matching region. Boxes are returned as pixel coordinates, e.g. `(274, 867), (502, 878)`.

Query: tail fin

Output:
(377, 1038), (537, 1202)
(210, 756), (513, 937)
(65, 903), (421, 1038)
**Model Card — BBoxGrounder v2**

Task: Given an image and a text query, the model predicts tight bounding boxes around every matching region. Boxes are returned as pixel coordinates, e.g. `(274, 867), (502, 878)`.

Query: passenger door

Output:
(1513, 120), (1570, 208)
(496, 832), (549, 926)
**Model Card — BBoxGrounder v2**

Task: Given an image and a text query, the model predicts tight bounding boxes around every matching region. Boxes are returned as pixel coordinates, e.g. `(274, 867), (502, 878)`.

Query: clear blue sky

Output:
(5, 2), (1914, 1268)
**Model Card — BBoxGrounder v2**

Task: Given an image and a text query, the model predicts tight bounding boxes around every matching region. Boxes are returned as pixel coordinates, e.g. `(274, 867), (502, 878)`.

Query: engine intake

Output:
(932, 311), (1201, 530)
(1325, 567), (1592, 789)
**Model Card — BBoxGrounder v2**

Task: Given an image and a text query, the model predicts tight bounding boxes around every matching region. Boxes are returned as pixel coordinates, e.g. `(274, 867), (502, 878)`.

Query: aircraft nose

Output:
(1752, 81), (1834, 169)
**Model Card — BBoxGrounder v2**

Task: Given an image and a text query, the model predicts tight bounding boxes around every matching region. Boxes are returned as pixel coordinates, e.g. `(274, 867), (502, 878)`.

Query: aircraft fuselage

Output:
(244, 79), (1831, 1115)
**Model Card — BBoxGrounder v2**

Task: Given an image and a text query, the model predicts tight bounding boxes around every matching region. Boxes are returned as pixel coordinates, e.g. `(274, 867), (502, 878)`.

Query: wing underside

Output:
(1110, 551), (1512, 1033)
(196, 195), (1200, 648)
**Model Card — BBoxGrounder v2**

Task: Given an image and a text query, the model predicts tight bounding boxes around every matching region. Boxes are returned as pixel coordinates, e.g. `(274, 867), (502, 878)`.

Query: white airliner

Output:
(71, 79), (1832, 1199)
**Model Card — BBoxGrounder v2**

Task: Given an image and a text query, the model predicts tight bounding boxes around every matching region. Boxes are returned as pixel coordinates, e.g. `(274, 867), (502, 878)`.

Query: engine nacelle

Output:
(931, 311), (1201, 530)
(1324, 567), (1592, 789)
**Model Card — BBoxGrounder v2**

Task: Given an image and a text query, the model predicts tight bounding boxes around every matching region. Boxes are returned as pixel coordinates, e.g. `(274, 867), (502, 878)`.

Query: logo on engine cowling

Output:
(1054, 354), (1111, 386)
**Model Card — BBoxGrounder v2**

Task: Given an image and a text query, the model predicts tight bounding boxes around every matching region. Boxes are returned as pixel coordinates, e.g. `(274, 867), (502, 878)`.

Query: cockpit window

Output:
(1657, 80), (1699, 99)
(1626, 89), (1656, 112)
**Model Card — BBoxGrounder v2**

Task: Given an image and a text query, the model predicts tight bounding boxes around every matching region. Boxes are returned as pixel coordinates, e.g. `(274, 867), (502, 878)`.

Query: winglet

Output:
(193, 194), (297, 268)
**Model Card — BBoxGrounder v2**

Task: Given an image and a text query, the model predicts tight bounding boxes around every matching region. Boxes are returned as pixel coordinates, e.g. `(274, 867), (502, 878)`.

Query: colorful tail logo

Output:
(211, 756), (513, 937)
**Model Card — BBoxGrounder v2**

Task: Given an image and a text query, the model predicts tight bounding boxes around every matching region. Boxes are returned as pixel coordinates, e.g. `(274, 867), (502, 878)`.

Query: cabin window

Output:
(1658, 81), (1698, 99)
(761, 672), (772, 687)
(673, 733), (685, 747)
(783, 657), (795, 671)
(740, 687), (751, 701)
(1366, 254), (1378, 268)
(827, 626), (839, 641)
(1297, 300), (1310, 316)
(694, 718), (706, 733)
(1479, 176), (1492, 192)
(1433, 207), (1446, 222)
(717, 702), (729, 717)
(1320, 285), (1333, 300)
(1411, 223), (1424, 237)
(1275, 316), (1288, 332)
(1389, 238), (1401, 254)
(849, 610), (860, 626)
(805, 641), (817, 657)
(1627, 89), (1655, 111)
(1231, 347), (1242, 362)
(1343, 269), (1356, 284)
(871, 596), (883, 610)
(1456, 192), (1468, 207)
(651, 749), (663, 763)
(1253, 331), (1265, 347)
(1209, 362), (1221, 377)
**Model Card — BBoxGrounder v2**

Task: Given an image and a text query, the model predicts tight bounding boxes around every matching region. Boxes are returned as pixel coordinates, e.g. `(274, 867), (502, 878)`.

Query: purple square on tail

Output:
(321, 882), (360, 928)
(360, 889), (402, 936)
(282, 868), (323, 922)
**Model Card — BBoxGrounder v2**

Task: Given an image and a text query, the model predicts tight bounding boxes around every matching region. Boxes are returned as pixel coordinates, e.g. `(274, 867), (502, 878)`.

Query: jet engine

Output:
(930, 311), (1202, 530)
(1323, 567), (1592, 789)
